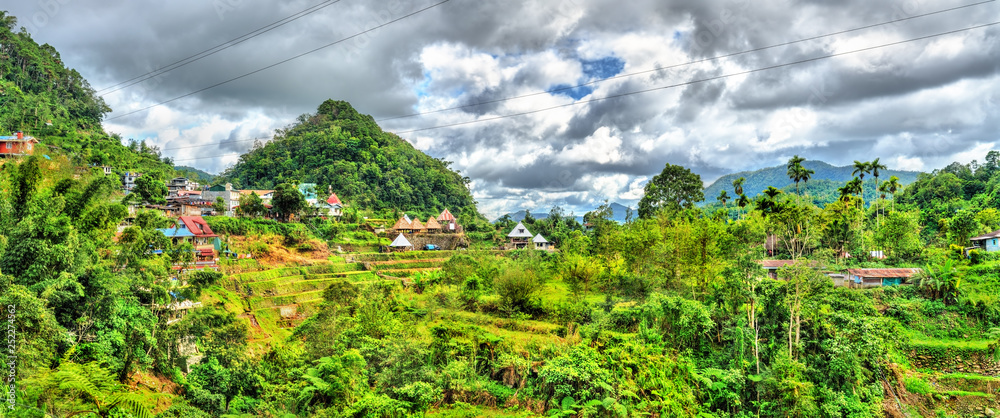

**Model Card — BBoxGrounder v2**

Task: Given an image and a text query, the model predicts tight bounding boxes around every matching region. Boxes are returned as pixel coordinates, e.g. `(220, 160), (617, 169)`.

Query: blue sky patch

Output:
(581, 56), (624, 79)
(550, 84), (594, 100)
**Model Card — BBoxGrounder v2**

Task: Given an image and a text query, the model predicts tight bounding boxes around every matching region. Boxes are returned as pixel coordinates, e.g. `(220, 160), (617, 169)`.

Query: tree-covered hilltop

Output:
(0, 11), (175, 178)
(222, 100), (482, 219)
(703, 160), (919, 202)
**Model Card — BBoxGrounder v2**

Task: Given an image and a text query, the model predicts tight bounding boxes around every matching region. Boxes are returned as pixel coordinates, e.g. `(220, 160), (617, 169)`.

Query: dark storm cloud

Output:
(4, 0), (998, 216)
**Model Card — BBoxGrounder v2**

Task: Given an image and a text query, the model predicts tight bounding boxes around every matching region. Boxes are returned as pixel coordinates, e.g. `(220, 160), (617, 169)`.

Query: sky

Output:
(5, 0), (1000, 218)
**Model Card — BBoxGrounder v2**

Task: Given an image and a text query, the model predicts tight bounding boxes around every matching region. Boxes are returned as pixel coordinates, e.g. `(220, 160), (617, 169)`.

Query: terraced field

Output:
(205, 252), (451, 347)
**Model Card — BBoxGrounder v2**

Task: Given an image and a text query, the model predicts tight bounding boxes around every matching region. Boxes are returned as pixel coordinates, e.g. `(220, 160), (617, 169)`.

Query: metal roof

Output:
(508, 221), (533, 238)
(971, 229), (1000, 241)
(390, 233), (412, 247)
(533, 233), (548, 243)
(844, 268), (921, 278)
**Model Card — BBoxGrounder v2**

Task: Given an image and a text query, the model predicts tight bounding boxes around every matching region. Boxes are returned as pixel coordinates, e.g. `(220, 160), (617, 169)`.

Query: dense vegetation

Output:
(0, 11), (177, 179)
(703, 160), (918, 202)
(221, 100), (481, 220)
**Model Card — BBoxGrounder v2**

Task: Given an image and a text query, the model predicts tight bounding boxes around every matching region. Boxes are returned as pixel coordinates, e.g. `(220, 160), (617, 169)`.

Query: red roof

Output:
(327, 193), (342, 205)
(437, 208), (456, 222)
(178, 216), (217, 238)
(844, 268), (921, 278)
(758, 260), (797, 269)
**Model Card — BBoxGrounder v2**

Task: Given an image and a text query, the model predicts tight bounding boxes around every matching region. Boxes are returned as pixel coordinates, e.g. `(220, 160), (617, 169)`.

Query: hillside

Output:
(703, 160), (919, 201)
(0, 11), (175, 178)
(174, 165), (216, 183)
(222, 100), (481, 220)
(498, 202), (633, 224)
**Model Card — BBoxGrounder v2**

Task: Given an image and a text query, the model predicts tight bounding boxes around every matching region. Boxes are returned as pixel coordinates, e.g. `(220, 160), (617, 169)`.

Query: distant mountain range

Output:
(497, 202), (634, 224)
(703, 160), (920, 203)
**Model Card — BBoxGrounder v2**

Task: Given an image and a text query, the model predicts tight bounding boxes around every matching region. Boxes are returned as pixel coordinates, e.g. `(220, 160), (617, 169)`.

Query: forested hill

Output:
(222, 100), (481, 219)
(0, 11), (175, 178)
(703, 160), (919, 200)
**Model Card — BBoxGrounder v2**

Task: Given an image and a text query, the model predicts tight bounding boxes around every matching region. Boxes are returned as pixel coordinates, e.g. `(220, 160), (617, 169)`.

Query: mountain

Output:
(703, 160), (920, 202)
(222, 100), (481, 220)
(497, 202), (634, 224)
(0, 12), (175, 178)
(174, 165), (216, 183)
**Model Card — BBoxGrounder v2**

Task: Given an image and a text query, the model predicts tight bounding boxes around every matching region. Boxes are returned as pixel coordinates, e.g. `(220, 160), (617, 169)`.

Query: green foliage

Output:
(904, 376), (934, 395)
(638, 163), (705, 218)
(221, 100), (480, 218)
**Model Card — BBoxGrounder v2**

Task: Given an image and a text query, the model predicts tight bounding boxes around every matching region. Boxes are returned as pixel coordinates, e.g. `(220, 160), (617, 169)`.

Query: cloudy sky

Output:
(6, 0), (1000, 217)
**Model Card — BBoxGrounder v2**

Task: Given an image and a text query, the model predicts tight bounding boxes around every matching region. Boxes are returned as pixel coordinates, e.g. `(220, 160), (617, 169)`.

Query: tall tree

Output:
(732, 177), (745, 197)
(638, 163), (704, 218)
(851, 160), (871, 204)
(886, 175), (901, 211)
(272, 183), (306, 222)
(717, 190), (731, 208)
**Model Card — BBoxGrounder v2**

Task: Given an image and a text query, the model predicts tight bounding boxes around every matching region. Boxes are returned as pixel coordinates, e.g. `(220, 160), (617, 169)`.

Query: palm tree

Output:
(786, 155), (806, 172)
(733, 177), (745, 196)
(717, 190), (730, 207)
(54, 362), (152, 418)
(797, 165), (815, 196)
(870, 158), (887, 189)
(786, 156), (806, 195)
(852, 160), (871, 204)
(886, 175), (901, 211)
(764, 186), (783, 200)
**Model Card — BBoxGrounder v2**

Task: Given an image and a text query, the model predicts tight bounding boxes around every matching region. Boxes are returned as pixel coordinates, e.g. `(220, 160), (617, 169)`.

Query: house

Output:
(0, 132), (39, 157)
(159, 216), (218, 249)
(425, 217), (442, 232)
(325, 193), (343, 218)
(122, 172), (141, 193)
(844, 268), (921, 288)
(392, 215), (413, 233)
(507, 221), (533, 249)
(389, 233), (413, 251)
(970, 229), (1000, 252)
(758, 260), (797, 280)
(533, 233), (551, 250)
(437, 209), (460, 232)
(167, 177), (192, 196)
(299, 183), (319, 205)
(201, 183), (242, 215)
(240, 189), (274, 204)
(411, 218), (426, 234)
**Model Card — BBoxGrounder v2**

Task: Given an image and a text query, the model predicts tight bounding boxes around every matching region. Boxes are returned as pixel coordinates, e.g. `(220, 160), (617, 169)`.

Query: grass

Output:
(941, 390), (994, 398)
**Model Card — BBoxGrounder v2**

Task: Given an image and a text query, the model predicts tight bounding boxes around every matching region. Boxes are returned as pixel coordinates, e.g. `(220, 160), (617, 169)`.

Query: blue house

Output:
(970, 229), (1000, 252)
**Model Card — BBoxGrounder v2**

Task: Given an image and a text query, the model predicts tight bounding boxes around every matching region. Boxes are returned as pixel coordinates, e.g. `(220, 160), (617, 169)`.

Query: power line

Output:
(392, 20), (1000, 134)
(105, 0), (454, 122)
(97, 0), (345, 95)
(374, 0), (995, 122)
(139, 1), (995, 153)
(167, 20), (1000, 162)
(162, 137), (264, 151)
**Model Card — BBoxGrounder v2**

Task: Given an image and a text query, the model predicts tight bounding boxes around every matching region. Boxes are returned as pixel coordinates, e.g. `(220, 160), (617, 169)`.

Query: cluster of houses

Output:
(758, 259), (923, 288)
(388, 209), (463, 251)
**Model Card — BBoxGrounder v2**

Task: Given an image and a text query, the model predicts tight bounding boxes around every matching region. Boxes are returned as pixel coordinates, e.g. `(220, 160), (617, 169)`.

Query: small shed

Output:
(533, 233), (550, 250)
(438, 208), (459, 232)
(389, 233), (413, 251)
(844, 268), (921, 288)
(758, 260), (797, 280)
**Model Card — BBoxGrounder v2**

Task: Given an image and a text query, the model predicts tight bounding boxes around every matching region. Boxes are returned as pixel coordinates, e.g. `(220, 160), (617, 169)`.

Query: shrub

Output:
(494, 268), (541, 316)
(904, 376), (934, 395)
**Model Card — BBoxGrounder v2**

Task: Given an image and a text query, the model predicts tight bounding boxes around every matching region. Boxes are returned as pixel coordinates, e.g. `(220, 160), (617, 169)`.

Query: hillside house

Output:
(758, 260), (797, 279)
(299, 183), (318, 205)
(325, 193), (343, 218)
(970, 229), (1000, 252)
(533, 234), (551, 250)
(159, 216), (218, 249)
(438, 209), (460, 232)
(392, 216), (413, 233)
(202, 183), (242, 215)
(167, 177), (193, 196)
(240, 189), (274, 204)
(425, 217), (442, 232)
(844, 268), (920, 288)
(508, 221), (533, 249)
(0, 132), (38, 157)
(122, 172), (141, 193)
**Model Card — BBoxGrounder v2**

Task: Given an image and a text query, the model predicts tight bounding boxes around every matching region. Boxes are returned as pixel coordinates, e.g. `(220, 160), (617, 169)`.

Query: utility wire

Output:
(166, 20), (1000, 162)
(97, 0), (345, 95)
(392, 20), (1000, 134)
(374, 0), (995, 122)
(152, 0), (995, 152)
(106, 0), (454, 121)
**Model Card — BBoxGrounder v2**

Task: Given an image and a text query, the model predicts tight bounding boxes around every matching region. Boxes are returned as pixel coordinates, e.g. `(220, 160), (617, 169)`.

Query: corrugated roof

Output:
(971, 229), (1000, 241)
(844, 268), (921, 278)
(326, 193), (342, 205)
(438, 208), (456, 222)
(758, 260), (797, 268)
(179, 216), (217, 237)
(159, 227), (195, 238)
(533, 233), (548, 243)
(508, 221), (533, 238)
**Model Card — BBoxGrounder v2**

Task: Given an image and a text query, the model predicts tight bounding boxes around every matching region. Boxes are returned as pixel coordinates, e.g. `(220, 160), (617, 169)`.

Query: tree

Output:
(785, 155), (811, 195)
(132, 174), (167, 205)
(870, 158), (887, 189)
(272, 183), (306, 222)
(637, 163), (704, 218)
(851, 160), (871, 204)
(732, 177), (745, 196)
(886, 175), (901, 211)
(50, 362), (152, 418)
(213, 197), (227, 215)
(236, 192), (266, 218)
(717, 190), (730, 207)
